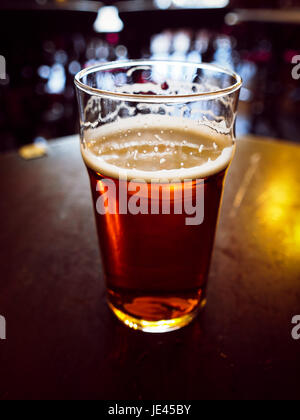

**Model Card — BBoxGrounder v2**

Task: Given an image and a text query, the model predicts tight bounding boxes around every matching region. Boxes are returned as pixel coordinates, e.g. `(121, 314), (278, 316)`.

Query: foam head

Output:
(81, 115), (235, 181)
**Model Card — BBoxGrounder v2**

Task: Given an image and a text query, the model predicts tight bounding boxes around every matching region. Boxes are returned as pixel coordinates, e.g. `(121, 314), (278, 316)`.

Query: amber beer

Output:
(81, 115), (235, 331)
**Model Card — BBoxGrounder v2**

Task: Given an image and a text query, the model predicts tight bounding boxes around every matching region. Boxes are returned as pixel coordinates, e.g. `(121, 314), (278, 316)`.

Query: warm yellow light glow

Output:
(292, 223), (300, 250)
(260, 179), (292, 223)
(258, 174), (300, 259)
(265, 205), (285, 223)
(109, 302), (201, 333)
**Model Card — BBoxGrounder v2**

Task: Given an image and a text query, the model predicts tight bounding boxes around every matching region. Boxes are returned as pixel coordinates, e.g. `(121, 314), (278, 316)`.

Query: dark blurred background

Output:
(0, 0), (300, 152)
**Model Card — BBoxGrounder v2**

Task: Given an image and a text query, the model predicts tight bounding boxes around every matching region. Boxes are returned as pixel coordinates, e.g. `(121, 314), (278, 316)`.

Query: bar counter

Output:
(0, 135), (299, 400)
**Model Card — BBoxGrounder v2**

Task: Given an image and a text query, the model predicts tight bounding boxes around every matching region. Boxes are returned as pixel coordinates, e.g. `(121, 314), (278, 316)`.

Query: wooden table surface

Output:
(0, 135), (299, 400)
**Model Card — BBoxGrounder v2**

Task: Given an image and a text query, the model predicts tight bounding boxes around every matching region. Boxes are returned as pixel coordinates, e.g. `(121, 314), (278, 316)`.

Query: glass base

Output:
(108, 298), (206, 333)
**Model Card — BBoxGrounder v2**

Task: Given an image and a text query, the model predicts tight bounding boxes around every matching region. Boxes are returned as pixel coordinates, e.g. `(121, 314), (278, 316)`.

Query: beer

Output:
(81, 115), (235, 332)
(74, 60), (242, 332)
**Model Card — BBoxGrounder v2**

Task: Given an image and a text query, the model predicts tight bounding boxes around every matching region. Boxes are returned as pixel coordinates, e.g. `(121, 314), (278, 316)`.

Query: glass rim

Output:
(74, 59), (242, 103)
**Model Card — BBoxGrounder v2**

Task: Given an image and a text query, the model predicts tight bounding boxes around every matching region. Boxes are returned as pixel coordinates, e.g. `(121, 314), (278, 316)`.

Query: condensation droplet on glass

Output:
(138, 132), (141, 137)
(154, 146), (158, 153)
(160, 158), (166, 164)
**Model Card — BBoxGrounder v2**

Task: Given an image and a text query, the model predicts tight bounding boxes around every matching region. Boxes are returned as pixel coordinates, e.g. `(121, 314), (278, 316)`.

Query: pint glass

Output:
(75, 60), (241, 332)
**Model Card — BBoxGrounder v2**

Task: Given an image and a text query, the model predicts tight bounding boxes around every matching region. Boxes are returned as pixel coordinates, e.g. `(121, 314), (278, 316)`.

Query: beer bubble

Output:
(154, 146), (159, 152)
(138, 132), (142, 137)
